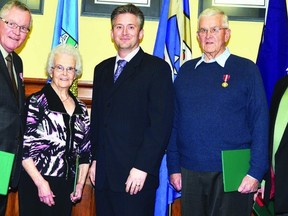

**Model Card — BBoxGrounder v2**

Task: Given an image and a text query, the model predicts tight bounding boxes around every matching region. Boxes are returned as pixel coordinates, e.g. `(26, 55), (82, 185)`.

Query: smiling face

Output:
(50, 53), (76, 91)
(197, 14), (231, 60)
(0, 6), (31, 53)
(111, 13), (144, 57)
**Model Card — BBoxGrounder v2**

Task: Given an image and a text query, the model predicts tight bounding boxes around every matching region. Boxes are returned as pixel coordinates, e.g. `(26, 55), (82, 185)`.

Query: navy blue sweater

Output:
(167, 54), (269, 181)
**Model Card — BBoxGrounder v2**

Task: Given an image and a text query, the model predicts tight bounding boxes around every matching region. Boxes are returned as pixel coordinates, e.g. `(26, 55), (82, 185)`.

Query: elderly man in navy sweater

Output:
(167, 7), (269, 216)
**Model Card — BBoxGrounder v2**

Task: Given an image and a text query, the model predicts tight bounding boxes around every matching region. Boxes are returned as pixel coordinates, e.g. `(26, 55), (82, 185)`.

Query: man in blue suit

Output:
(89, 3), (174, 216)
(0, 1), (32, 215)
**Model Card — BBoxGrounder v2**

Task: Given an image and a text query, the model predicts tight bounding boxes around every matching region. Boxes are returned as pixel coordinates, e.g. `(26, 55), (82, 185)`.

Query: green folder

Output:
(73, 155), (79, 196)
(221, 148), (250, 192)
(0, 151), (15, 195)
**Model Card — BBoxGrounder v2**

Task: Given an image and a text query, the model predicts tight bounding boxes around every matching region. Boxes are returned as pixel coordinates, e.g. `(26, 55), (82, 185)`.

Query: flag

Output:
(51, 0), (78, 96)
(52, 0), (78, 48)
(153, 0), (192, 215)
(153, 0), (192, 79)
(256, 0), (288, 106)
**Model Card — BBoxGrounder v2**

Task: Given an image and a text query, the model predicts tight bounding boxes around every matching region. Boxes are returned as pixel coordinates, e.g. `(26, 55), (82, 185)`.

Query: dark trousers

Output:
(18, 171), (73, 216)
(181, 168), (254, 216)
(95, 188), (156, 216)
(0, 194), (8, 216)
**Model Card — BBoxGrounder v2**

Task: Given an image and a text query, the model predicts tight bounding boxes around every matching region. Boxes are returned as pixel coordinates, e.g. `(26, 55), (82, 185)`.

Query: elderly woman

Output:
(18, 44), (91, 216)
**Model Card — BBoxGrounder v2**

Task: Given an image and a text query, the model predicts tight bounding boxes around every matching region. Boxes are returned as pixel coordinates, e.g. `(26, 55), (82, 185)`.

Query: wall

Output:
(15, 0), (274, 82)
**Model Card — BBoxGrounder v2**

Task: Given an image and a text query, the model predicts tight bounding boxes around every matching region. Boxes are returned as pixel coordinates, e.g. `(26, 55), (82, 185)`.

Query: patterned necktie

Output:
(114, 59), (127, 82)
(5, 54), (18, 98)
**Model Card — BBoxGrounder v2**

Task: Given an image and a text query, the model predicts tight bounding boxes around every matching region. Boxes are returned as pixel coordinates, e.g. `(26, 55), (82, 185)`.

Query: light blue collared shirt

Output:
(195, 47), (231, 69)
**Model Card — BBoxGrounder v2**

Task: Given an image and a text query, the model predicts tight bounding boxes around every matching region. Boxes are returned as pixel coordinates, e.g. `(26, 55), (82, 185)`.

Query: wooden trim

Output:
(24, 78), (93, 107)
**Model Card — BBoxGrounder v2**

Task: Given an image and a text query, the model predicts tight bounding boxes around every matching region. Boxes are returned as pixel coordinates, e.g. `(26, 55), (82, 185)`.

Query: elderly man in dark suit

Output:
(0, 1), (32, 214)
(89, 3), (174, 216)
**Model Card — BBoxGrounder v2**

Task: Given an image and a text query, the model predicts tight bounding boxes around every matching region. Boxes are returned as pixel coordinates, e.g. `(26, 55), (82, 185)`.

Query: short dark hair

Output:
(111, 3), (144, 30)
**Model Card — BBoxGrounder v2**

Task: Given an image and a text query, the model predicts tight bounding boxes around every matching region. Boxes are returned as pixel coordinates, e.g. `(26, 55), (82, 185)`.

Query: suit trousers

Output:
(0, 194), (8, 216)
(181, 168), (254, 216)
(96, 188), (156, 216)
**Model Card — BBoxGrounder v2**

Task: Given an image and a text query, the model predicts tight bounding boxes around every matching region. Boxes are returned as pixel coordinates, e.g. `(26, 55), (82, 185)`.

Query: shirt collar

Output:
(0, 45), (9, 60)
(195, 47), (231, 69)
(116, 46), (140, 64)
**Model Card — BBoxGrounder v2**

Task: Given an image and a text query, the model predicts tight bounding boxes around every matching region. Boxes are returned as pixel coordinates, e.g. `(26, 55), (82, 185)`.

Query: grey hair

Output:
(46, 44), (83, 78)
(111, 3), (145, 30)
(0, 0), (32, 29)
(198, 7), (229, 28)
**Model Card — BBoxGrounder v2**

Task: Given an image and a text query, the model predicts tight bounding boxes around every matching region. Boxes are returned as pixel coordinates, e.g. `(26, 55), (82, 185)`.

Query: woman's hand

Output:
(70, 183), (84, 203)
(37, 179), (55, 206)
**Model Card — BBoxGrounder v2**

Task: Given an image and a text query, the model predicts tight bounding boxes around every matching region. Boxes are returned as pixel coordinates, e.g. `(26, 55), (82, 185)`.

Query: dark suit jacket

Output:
(0, 50), (26, 188)
(264, 75), (288, 213)
(90, 48), (174, 192)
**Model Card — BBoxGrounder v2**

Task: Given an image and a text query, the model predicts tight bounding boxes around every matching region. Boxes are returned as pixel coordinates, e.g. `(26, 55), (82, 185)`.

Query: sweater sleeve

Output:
(167, 87), (181, 175)
(246, 62), (269, 181)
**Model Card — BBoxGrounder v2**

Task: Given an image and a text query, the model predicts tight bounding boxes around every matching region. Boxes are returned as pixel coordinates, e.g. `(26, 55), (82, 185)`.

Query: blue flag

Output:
(256, 0), (288, 106)
(153, 0), (192, 215)
(52, 0), (78, 48)
(153, 0), (192, 79)
(51, 0), (79, 95)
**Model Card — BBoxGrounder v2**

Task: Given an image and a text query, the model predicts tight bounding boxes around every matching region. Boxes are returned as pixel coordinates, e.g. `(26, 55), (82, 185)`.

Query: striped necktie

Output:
(114, 60), (127, 82)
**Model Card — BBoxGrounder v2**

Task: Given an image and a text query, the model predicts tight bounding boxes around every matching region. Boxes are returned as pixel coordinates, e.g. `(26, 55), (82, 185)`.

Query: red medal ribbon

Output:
(223, 74), (230, 82)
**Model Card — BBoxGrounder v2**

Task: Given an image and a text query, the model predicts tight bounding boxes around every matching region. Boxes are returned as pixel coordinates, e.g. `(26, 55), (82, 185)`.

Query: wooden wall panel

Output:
(24, 78), (93, 107)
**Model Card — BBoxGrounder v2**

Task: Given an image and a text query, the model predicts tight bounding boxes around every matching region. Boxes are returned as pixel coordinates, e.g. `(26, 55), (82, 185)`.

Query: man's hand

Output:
(238, 175), (259, 193)
(170, 173), (182, 191)
(125, 168), (147, 195)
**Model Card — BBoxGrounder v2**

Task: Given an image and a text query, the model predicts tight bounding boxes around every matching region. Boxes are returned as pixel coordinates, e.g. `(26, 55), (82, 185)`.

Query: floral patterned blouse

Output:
(23, 84), (91, 179)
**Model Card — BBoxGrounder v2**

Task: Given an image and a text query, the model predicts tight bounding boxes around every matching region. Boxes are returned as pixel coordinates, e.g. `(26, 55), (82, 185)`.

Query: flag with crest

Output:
(153, 0), (192, 215)
(51, 0), (78, 96)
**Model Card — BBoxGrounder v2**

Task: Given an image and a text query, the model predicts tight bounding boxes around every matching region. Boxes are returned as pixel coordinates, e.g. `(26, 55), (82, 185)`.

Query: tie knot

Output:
(5, 54), (12, 62)
(117, 59), (127, 68)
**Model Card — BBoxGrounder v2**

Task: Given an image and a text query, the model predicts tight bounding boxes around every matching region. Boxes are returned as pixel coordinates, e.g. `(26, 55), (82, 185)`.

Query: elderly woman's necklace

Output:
(61, 96), (70, 102)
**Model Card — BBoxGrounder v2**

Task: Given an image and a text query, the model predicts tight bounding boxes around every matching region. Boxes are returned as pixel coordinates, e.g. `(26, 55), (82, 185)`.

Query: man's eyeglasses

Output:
(0, 17), (30, 33)
(52, 64), (77, 74)
(197, 27), (228, 35)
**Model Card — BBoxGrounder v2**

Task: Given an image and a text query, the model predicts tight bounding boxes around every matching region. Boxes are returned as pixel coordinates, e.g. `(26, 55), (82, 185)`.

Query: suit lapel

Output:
(0, 51), (12, 86)
(12, 52), (25, 107)
(271, 77), (288, 157)
(102, 58), (116, 98)
(0, 51), (21, 102)
(113, 48), (144, 90)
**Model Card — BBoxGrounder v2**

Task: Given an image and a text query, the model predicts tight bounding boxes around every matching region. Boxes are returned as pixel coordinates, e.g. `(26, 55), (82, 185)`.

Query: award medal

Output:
(222, 74), (230, 88)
